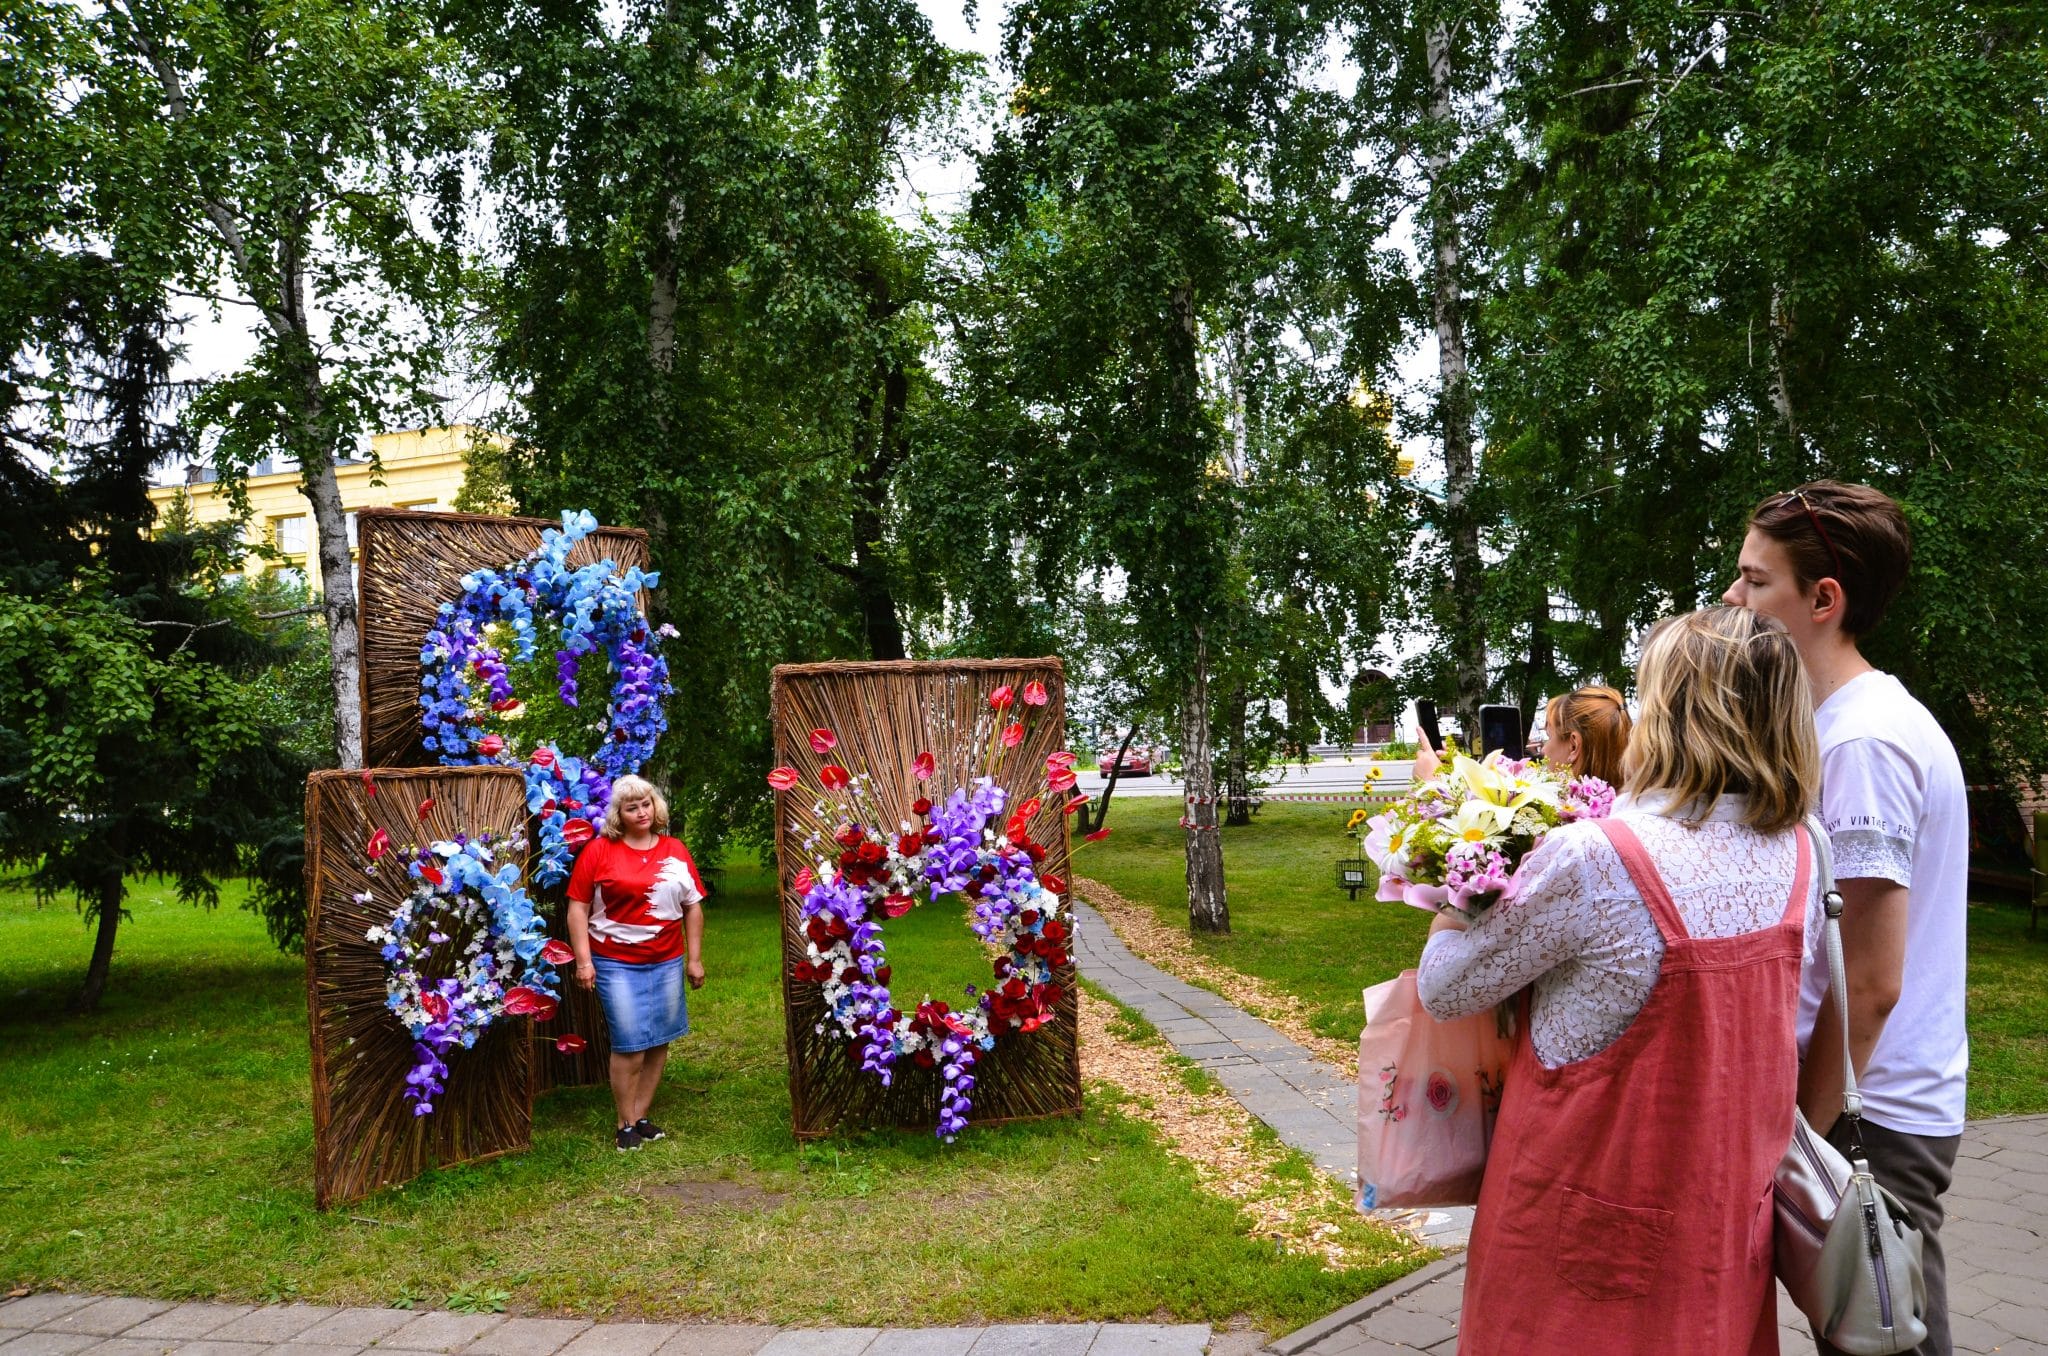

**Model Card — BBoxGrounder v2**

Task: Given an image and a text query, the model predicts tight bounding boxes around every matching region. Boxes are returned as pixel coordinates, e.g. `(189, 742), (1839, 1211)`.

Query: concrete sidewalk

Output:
(1270, 1114), (2048, 1355)
(0, 1299), (1229, 1356)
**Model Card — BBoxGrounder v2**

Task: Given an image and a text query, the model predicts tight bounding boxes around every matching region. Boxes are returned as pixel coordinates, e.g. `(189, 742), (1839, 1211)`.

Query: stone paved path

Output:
(1069, 903), (1471, 1250)
(0, 1299), (1229, 1356)
(1269, 1113), (2048, 1355)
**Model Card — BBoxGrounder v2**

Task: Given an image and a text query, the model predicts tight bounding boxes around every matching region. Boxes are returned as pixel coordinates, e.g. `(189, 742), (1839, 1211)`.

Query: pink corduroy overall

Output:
(1456, 819), (1810, 1356)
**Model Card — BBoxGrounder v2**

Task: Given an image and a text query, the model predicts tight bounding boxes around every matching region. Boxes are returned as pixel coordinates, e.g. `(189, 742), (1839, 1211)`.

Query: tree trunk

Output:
(1427, 21), (1487, 739)
(1182, 629), (1229, 933)
(850, 361), (909, 659)
(1519, 596), (1552, 724)
(1077, 724), (1139, 835)
(75, 872), (125, 1014)
(1224, 682), (1252, 826)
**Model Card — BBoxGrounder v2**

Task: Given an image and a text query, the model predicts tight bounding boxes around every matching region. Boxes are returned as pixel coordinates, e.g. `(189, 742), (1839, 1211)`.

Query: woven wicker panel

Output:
(770, 658), (1084, 1139)
(305, 766), (536, 1209)
(527, 880), (613, 1094)
(355, 507), (650, 771)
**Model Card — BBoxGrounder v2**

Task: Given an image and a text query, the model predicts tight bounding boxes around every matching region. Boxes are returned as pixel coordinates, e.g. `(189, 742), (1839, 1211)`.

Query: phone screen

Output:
(1416, 699), (1442, 752)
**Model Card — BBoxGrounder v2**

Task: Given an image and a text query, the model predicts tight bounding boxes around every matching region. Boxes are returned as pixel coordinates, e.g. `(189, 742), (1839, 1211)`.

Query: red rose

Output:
(479, 733), (506, 757)
(876, 966), (892, 984)
(421, 992), (450, 1021)
(988, 685), (1015, 709)
(912, 751), (935, 781)
(1022, 680), (1049, 707)
(819, 765), (851, 790)
(541, 939), (574, 965)
(913, 796), (933, 816)
(808, 728), (838, 754)
(1043, 983), (1065, 1006)
(1043, 919), (1067, 942)
(896, 833), (925, 858)
(561, 818), (595, 847)
(767, 766), (800, 791)
(554, 1033), (588, 1054)
(1001, 722), (1024, 748)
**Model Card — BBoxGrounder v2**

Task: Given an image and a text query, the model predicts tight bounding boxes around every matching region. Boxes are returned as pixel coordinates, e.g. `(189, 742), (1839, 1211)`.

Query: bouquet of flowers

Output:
(1362, 748), (1614, 917)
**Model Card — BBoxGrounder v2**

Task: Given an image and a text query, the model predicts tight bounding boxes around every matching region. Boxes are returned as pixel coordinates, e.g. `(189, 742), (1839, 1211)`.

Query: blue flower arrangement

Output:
(417, 510), (675, 886)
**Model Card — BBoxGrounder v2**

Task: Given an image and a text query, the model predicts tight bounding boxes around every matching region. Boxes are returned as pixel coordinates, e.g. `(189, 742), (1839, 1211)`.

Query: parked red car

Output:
(1100, 746), (1154, 777)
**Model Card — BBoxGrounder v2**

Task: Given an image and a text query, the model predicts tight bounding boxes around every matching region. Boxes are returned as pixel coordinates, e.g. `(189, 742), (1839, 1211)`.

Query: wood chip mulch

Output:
(1073, 877), (1360, 1078)
(1076, 986), (1394, 1269)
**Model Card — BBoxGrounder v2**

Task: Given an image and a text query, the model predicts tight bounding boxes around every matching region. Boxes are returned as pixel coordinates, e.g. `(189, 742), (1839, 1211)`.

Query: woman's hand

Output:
(1413, 723), (1443, 782)
(575, 960), (596, 991)
(686, 957), (706, 990)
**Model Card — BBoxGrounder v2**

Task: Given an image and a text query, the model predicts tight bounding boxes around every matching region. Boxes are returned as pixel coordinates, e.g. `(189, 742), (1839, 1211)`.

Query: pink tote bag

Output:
(1356, 970), (1516, 1210)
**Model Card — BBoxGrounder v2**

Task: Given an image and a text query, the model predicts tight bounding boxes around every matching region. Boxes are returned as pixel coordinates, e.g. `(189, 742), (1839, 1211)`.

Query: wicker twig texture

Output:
(305, 766), (535, 1209)
(527, 880), (613, 1094)
(770, 658), (1084, 1139)
(355, 507), (649, 771)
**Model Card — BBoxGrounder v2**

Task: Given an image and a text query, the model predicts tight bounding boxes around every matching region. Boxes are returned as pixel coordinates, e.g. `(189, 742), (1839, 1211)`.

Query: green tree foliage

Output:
(458, 0), (967, 861)
(1479, 0), (2048, 782)
(0, 298), (309, 1008)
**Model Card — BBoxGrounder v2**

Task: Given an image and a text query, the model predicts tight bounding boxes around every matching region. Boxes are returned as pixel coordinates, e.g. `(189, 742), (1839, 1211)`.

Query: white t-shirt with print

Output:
(1797, 670), (1970, 1137)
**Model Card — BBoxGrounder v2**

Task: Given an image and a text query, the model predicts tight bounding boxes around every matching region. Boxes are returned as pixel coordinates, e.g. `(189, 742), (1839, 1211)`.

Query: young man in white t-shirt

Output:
(1725, 480), (1968, 1356)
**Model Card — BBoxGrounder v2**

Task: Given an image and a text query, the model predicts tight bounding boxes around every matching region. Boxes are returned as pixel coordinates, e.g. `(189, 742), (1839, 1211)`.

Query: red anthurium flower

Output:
(1048, 769), (1077, 791)
(479, 733), (506, 757)
(1017, 796), (1042, 818)
(367, 828), (392, 860)
(564, 799), (582, 811)
(491, 697), (521, 713)
(882, 894), (916, 919)
(361, 769), (377, 797)
(1064, 794), (1089, 814)
(417, 797), (435, 820)
(1047, 750), (1079, 769)
(819, 765), (851, 790)
(988, 685), (1015, 709)
(503, 986), (544, 1015)
(421, 992), (450, 1021)
(554, 1033), (588, 1054)
(531, 995), (560, 1022)
(766, 766), (801, 791)
(530, 747), (556, 768)
(561, 818), (595, 848)
(794, 866), (816, 892)
(421, 864), (445, 887)
(808, 728), (838, 754)
(1084, 827), (1113, 842)
(1023, 680), (1049, 707)
(541, 939), (574, 965)
(1040, 871), (1066, 893)
(912, 751), (935, 781)
(1001, 722), (1024, 748)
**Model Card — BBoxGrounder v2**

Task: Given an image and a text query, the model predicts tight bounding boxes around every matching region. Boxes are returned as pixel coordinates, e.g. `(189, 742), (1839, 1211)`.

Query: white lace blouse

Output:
(1415, 795), (1822, 1068)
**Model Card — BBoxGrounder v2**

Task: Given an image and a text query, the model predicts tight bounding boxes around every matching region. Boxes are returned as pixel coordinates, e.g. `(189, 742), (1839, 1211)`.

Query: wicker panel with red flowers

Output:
(768, 658), (1084, 1139)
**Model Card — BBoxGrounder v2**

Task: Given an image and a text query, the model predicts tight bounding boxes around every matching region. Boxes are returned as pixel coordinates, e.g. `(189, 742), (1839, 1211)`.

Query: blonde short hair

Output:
(1624, 607), (1818, 835)
(602, 775), (670, 839)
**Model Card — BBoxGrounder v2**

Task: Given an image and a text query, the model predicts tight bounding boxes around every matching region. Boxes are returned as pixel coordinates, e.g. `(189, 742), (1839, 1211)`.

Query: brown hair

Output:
(1747, 480), (1912, 636)
(1624, 607), (1819, 834)
(1543, 685), (1632, 788)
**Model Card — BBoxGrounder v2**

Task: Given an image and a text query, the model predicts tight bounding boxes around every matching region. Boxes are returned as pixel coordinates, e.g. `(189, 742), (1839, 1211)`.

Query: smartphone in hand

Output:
(1415, 699), (1443, 754)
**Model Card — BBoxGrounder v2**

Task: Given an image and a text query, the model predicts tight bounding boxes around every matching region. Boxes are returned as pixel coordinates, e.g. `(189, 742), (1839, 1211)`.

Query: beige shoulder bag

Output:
(1773, 816), (1928, 1355)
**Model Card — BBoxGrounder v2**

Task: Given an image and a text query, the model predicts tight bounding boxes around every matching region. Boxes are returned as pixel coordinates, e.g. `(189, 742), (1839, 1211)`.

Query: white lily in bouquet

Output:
(1364, 746), (1616, 918)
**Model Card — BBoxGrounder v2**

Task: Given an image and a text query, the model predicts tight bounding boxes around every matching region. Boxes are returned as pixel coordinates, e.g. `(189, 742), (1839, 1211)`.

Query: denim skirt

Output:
(590, 954), (690, 1053)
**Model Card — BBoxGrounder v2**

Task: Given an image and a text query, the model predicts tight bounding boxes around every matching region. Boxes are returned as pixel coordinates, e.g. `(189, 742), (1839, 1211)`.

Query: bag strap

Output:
(1806, 814), (1868, 1160)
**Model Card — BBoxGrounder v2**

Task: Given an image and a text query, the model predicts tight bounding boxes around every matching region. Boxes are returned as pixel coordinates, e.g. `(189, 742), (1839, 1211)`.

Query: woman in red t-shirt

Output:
(566, 774), (708, 1151)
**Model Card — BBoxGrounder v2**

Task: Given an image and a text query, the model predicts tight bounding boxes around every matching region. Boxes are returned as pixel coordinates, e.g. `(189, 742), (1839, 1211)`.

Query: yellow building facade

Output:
(148, 425), (506, 583)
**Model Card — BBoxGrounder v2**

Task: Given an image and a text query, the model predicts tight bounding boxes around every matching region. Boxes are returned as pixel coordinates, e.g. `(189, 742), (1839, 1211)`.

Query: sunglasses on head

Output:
(1777, 488), (1845, 581)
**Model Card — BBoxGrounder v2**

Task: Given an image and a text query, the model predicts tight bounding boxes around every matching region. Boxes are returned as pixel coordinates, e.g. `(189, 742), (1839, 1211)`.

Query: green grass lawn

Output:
(1087, 798), (2048, 1119)
(0, 865), (1416, 1325)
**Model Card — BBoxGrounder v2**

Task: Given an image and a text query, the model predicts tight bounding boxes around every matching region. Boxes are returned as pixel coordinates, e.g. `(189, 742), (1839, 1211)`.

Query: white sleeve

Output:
(1416, 825), (1604, 1020)
(1821, 738), (1920, 886)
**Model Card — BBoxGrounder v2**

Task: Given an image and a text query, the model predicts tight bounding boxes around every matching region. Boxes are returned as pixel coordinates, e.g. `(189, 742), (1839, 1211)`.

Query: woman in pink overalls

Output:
(1419, 606), (1821, 1355)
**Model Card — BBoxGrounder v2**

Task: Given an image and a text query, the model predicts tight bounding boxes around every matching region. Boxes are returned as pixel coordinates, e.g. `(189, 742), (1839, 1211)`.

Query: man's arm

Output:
(1798, 877), (1909, 1130)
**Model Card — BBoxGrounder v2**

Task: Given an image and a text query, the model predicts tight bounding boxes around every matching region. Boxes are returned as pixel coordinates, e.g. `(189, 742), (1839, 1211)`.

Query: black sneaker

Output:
(634, 1118), (668, 1142)
(614, 1125), (643, 1152)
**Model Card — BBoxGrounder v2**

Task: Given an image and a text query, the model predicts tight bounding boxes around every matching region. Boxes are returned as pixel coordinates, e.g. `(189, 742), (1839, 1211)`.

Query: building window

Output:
(275, 514), (309, 556)
(402, 500), (444, 513)
(345, 511), (359, 548)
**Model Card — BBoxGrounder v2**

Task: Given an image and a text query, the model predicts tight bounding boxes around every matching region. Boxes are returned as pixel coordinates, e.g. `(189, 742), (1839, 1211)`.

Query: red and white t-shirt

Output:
(566, 834), (707, 964)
